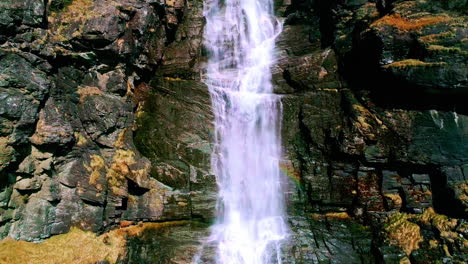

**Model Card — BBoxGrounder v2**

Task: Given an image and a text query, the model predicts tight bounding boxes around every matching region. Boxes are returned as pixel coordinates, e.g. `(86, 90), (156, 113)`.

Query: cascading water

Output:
(202, 0), (287, 263)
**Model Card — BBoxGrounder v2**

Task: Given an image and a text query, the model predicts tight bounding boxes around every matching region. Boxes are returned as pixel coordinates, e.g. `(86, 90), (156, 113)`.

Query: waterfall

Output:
(202, 0), (287, 263)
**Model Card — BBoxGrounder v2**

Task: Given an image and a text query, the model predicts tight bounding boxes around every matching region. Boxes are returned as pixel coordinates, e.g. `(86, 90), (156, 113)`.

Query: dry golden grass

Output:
(383, 59), (446, 69)
(0, 227), (124, 264)
(0, 221), (189, 264)
(372, 14), (451, 32)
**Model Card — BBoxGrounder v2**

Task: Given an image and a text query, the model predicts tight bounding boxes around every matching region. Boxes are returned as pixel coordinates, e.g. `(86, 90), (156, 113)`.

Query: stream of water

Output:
(202, 0), (287, 263)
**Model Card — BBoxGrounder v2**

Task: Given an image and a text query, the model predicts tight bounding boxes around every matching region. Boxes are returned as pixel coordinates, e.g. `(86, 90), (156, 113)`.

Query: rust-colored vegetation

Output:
(372, 14), (451, 32)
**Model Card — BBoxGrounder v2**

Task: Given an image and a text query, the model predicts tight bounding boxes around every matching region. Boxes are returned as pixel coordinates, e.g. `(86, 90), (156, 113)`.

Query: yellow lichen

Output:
(74, 132), (88, 146)
(106, 150), (136, 196)
(84, 154), (106, 191)
(351, 104), (386, 140)
(113, 129), (127, 148)
(50, 0), (95, 42)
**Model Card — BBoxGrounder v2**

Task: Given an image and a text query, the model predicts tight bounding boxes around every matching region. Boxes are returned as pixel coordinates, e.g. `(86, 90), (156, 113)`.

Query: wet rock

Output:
(134, 78), (216, 220)
(283, 214), (374, 264)
(122, 221), (212, 264)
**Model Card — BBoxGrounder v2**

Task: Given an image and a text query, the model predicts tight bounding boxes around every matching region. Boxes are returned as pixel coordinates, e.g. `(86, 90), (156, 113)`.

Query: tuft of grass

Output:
(427, 45), (467, 55)
(311, 212), (350, 221)
(372, 14), (451, 32)
(419, 32), (455, 44)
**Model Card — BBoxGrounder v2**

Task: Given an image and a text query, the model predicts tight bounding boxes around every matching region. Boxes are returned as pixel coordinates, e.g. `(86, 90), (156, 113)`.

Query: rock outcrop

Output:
(0, 0), (466, 263)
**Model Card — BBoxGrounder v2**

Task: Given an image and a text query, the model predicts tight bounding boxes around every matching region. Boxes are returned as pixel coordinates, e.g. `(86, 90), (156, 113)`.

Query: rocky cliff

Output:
(0, 0), (466, 263)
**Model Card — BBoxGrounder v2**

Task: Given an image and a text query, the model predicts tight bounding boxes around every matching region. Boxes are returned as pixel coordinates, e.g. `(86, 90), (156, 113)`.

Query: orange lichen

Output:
(372, 14), (451, 32)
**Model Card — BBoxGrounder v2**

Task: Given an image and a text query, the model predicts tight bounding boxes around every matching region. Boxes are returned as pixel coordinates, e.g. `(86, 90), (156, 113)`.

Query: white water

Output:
(202, 0), (287, 263)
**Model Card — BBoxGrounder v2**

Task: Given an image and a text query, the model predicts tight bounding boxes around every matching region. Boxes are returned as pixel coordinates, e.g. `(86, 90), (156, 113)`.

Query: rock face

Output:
(0, 0), (209, 243)
(0, 0), (466, 263)
(275, 0), (467, 263)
